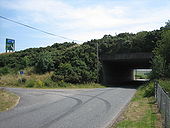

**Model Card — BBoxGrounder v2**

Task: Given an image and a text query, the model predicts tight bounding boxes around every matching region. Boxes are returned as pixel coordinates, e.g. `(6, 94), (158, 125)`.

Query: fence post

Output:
(165, 95), (167, 128)
(167, 92), (170, 97)
(160, 88), (162, 113)
(154, 80), (158, 100)
(155, 82), (170, 128)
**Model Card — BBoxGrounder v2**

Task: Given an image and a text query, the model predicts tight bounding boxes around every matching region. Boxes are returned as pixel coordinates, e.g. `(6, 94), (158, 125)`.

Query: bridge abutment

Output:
(101, 53), (152, 85)
(102, 61), (134, 84)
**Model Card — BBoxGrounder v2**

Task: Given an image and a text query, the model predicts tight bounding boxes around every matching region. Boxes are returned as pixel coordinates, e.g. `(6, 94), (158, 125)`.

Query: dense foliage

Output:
(0, 42), (76, 72)
(151, 30), (170, 78)
(0, 21), (170, 83)
(51, 43), (98, 83)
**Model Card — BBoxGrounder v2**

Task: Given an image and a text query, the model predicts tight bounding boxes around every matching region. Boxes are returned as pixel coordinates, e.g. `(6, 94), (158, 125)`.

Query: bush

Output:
(35, 52), (54, 74)
(159, 79), (170, 93)
(25, 79), (36, 88)
(57, 80), (67, 87)
(44, 78), (54, 87)
(51, 74), (64, 82)
(18, 78), (27, 83)
(143, 82), (155, 97)
(0, 67), (10, 76)
(34, 80), (45, 88)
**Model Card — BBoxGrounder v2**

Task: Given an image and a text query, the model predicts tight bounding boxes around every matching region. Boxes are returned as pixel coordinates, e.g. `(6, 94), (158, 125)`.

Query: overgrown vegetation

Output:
(0, 68), (104, 88)
(112, 85), (163, 128)
(150, 30), (170, 79)
(111, 78), (170, 128)
(0, 21), (170, 86)
(159, 79), (170, 93)
(0, 88), (19, 112)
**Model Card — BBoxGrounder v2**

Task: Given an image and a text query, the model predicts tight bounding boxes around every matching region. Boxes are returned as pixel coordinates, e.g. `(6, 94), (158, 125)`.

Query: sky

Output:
(0, 0), (170, 52)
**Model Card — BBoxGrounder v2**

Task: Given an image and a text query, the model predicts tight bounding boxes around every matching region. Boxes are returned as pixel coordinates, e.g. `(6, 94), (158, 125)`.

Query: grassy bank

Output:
(112, 84), (162, 128)
(0, 72), (105, 89)
(159, 79), (170, 93)
(0, 88), (19, 112)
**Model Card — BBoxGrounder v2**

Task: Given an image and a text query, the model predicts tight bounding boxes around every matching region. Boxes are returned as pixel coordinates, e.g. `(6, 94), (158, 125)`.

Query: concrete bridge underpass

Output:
(100, 52), (153, 84)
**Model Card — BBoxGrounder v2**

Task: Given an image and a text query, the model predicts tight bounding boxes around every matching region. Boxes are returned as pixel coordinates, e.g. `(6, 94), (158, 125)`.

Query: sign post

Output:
(19, 71), (24, 83)
(6, 38), (15, 52)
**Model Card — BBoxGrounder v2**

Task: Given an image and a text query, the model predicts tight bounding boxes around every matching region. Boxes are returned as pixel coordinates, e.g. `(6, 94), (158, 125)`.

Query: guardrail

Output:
(155, 81), (170, 128)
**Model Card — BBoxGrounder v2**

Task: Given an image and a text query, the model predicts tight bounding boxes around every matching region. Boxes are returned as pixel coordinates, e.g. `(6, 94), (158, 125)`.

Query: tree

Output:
(51, 63), (81, 83)
(161, 20), (170, 30)
(151, 55), (166, 79)
(151, 30), (170, 78)
(35, 52), (54, 74)
(165, 20), (170, 30)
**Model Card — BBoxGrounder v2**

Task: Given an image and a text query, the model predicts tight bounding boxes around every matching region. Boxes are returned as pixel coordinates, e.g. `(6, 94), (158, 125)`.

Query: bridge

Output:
(100, 52), (153, 84)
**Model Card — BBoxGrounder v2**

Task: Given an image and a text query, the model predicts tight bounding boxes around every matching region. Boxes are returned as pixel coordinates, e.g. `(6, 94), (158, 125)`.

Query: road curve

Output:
(0, 87), (136, 128)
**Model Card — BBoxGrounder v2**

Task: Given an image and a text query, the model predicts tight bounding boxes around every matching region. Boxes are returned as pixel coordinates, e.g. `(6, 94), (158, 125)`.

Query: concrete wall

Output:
(101, 53), (152, 84)
(102, 61), (134, 84)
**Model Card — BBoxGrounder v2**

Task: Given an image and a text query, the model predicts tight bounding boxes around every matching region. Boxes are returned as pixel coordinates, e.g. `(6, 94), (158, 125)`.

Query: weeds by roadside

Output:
(0, 88), (19, 112)
(159, 79), (170, 93)
(0, 72), (105, 89)
(112, 83), (163, 128)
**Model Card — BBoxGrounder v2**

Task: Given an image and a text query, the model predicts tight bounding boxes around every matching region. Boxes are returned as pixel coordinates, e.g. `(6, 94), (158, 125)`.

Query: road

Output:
(0, 87), (136, 128)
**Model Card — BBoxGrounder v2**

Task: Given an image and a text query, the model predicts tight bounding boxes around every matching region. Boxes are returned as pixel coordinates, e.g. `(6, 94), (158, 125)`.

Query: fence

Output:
(155, 82), (170, 128)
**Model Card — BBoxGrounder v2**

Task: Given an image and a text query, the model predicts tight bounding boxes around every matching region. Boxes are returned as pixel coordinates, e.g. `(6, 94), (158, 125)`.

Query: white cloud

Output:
(1, 0), (170, 42)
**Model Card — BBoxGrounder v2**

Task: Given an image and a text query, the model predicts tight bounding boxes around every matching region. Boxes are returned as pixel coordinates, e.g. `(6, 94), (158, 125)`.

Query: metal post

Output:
(155, 81), (157, 100)
(165, 95), (168, 128)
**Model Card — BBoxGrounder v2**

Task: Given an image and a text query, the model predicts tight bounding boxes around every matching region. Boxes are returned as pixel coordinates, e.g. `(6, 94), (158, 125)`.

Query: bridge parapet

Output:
(100, 52), (153, 61)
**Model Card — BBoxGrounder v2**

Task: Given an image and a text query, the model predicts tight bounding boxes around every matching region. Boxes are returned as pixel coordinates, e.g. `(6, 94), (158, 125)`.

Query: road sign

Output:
(19, 71), (24, 75)
(6, 38), (15, 52)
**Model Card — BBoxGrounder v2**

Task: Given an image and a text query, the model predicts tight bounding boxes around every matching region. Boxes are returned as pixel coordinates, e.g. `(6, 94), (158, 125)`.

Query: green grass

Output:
(0, 89), (19, 112)
(112, 85), (162, 128)
(159, 79), (170, 93)
(0, 72), (105, 89)
(135, 71), (150, 79)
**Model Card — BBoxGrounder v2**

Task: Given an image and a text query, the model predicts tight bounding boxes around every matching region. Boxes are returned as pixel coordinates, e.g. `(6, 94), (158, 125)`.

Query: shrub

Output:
(143, 82), (155, 97)
(25, 79), (36, 88)
(51, 74), (64, 82)
(57, 80), (67, 87)
(0, 67), (10, 76)
(35, 52), (54, 74)
(34, 80), (45, 88)
(18, 78), (27, 83)
(159, 79), (170, 93)
(44, 78), (53, 87)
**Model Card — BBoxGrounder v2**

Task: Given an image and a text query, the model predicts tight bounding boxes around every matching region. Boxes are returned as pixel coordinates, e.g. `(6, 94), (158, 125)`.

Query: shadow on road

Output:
(103, 80), (149, 89)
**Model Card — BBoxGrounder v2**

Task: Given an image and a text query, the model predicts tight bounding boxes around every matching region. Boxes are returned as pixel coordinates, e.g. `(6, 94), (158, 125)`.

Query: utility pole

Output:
(96, 42), (99, 83)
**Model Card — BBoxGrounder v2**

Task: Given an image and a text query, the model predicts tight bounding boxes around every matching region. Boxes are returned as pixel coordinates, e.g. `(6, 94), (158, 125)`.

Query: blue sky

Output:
(0, 0), (170, 52)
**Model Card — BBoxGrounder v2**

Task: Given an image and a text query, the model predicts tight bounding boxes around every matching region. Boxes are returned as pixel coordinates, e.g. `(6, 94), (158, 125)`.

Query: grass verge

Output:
(112, 85), (163, 128)
(0, 72), (105, 89)
(159, 79), (170, 93)
(0, 88), (20, 112)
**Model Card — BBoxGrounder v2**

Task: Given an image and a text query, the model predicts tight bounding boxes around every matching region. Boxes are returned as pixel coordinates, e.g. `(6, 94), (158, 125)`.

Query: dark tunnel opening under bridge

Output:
(100, 53), (153, 86)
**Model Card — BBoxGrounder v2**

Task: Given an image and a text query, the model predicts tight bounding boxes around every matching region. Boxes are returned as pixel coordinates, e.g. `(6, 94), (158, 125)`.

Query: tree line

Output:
(0, 21), (170, 83)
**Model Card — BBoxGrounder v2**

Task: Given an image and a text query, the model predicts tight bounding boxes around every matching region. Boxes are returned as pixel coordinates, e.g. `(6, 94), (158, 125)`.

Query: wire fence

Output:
(155, 81), (170, 128)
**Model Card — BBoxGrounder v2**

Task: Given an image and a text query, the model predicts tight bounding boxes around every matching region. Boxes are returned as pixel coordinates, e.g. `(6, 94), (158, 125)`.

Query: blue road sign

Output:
(20, 71), (24, 75)
(6, 39), (15, 43)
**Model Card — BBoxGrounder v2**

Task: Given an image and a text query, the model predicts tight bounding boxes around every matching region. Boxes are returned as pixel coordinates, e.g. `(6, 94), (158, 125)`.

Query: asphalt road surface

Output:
(0, 87), (136, 128)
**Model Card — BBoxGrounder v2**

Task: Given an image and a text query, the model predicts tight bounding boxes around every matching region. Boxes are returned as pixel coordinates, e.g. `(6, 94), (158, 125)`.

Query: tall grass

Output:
(0, 89), (19, 112)
(0, 68), (104, 89)
(113, 84), (162, 128)
(159, 79), (170, 93)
